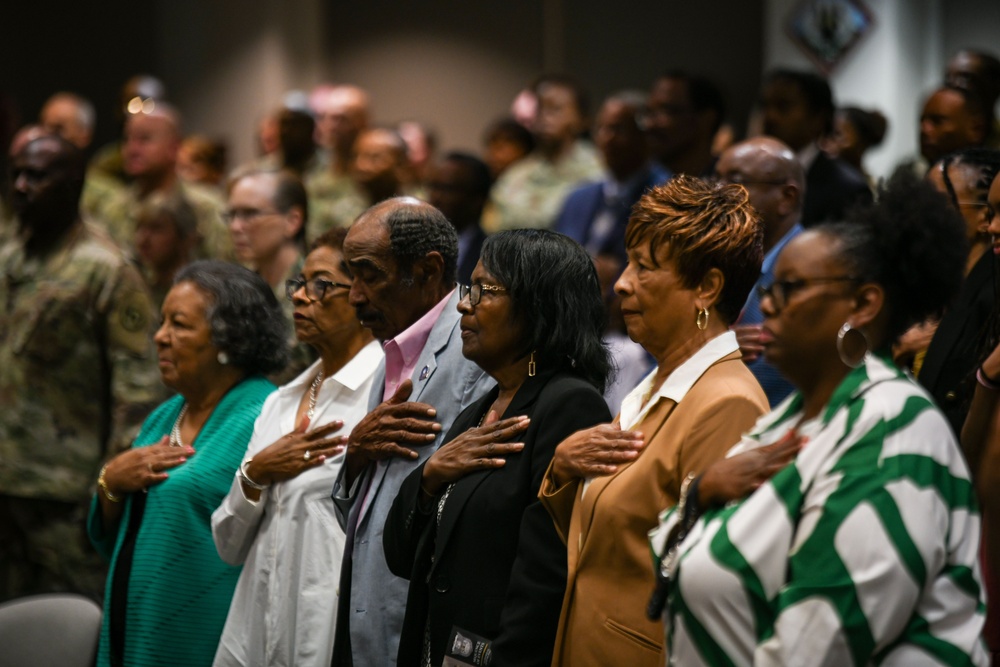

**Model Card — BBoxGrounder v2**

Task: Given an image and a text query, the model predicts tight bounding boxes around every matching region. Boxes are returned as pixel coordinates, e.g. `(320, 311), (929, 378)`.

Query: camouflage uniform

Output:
(0, 222), (163, 601)
(88, 141), (128, 185)
(304, 170), (368, 240)
(80, 168), (128, 229)
(86, 181), (235, 262)
(487, 140), (604, 231)
(0, 200), (13, 245)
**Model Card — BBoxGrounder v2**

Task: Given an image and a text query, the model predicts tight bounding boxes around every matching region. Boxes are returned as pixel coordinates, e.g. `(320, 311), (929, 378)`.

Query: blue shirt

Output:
(738, 223), (803, 406)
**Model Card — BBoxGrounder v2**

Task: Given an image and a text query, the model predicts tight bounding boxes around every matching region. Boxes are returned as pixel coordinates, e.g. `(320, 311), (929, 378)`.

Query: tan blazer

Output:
(540, 351), (768, 666)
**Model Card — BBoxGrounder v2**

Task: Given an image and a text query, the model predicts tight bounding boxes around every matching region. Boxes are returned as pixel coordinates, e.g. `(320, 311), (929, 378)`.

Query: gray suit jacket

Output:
(331, 290), (494, 666)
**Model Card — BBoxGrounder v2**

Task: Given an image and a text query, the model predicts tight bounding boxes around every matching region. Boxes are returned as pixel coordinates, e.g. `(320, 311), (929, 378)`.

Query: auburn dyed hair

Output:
(625, 175), (763, 324)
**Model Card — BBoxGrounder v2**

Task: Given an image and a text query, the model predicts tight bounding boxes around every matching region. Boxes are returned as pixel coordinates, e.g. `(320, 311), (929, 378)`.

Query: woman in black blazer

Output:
(384, 230), (612, 667)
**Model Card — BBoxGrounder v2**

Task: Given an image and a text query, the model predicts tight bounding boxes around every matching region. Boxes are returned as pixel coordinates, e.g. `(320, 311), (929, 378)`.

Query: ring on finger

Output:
(147, 462), (154, 473)
(303, 450), (312, 461)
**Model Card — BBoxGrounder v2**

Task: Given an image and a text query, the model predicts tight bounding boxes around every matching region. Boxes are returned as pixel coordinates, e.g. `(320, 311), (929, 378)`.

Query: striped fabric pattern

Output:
(88, 376), (275, 667)
(651, 354), (988, 666)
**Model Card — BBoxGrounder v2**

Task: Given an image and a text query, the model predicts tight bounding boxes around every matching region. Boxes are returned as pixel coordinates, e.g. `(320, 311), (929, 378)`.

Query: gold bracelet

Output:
(98, 464), (121, 503)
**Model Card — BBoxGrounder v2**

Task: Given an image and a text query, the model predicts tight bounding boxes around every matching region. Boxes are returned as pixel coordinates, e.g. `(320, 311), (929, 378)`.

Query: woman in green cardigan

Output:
(88, 261), (333, 667)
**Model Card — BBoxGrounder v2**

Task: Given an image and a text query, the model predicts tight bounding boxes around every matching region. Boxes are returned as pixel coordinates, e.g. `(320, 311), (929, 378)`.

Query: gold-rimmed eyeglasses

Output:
(458, 283), (507, 306)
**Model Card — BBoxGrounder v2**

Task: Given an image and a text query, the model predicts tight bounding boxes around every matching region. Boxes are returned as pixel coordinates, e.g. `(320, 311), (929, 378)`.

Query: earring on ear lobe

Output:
(836, 322), (869, 368)
(217, 351), (229, 365)
(695, 308), (709, 331)
(528, 351), (537, 377)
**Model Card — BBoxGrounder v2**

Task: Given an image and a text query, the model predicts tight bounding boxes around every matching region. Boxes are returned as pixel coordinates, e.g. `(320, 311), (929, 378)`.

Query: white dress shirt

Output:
(211, 340), (383, 667)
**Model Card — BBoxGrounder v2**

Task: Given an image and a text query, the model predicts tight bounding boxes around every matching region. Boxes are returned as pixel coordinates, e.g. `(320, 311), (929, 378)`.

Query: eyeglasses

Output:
(458, 283), (506, 306)
(757, 276), (858, 311)
(221, 208), (282, 225)
(956, 201), (995, 219)
(285, 277), (351, 301)
(715, 173), (788, 187)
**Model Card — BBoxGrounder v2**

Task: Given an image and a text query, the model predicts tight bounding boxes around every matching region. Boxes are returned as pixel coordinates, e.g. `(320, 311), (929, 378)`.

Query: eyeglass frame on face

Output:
(956, 200), (995, 219)
(458, 282), (507, 307)
(757, 276), (859, 311)
(285, 276), (352, 301)
(221, 207), (283, 225)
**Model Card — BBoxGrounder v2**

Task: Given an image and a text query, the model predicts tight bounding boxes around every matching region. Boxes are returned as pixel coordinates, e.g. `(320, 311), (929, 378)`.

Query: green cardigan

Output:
(88, 376), (275, 667)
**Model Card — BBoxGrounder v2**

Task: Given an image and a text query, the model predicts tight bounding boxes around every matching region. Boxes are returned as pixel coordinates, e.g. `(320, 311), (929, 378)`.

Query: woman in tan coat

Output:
(540, 176), (769, 666)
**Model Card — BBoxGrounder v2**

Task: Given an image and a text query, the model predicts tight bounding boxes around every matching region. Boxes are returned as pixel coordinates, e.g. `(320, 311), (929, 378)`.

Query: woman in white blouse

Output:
(211, 228), (383, 667)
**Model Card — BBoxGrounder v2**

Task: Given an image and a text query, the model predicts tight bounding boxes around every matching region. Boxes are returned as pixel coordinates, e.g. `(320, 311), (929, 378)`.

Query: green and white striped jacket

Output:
(651, 353), (988, 666)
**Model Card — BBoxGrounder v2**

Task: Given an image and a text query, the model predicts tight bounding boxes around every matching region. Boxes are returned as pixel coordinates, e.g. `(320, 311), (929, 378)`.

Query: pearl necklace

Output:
(307, 370), (324, 420)
(170, 405), (188, 447)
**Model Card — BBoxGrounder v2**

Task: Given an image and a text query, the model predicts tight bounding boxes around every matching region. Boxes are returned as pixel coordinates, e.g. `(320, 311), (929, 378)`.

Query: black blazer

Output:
(802, 152), (873, 226)
(920, 251), (996, 436)
(383, 371), (611, 667)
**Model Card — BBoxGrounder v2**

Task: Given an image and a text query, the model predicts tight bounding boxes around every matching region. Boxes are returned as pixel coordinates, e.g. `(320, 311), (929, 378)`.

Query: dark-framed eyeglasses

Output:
(285, 277), (351, 301)
(757, 276), (859, 311)
(458, 282), (507, 306)
(956, 201), (995, 219)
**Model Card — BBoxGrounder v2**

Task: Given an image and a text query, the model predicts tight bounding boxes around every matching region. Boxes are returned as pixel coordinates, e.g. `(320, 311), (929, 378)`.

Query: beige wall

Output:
(152, 0), (765, 166)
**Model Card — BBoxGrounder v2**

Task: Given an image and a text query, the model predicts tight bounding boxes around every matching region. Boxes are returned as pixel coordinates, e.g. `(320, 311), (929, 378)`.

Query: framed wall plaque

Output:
(786, 0), (874, 74)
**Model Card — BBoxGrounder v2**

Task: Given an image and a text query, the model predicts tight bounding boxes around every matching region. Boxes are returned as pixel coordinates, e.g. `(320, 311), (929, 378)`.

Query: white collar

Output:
(619, 331), (739, 430)
(279, 339), (384, 395)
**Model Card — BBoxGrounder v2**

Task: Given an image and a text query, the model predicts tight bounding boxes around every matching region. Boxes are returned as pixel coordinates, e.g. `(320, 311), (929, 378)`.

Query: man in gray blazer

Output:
(331, 197), (493, 667)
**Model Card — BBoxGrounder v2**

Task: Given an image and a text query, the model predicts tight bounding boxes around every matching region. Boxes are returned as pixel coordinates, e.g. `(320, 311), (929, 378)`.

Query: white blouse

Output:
(211, 341), (383, 667)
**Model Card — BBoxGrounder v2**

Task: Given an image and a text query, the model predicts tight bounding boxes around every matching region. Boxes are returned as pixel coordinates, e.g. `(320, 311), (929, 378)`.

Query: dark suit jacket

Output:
(920, 251), (996, 436)
(384, 371), (611, 667)
(802, 152), (872, 226)
(457, 224), (487, 285)
(331, 291), (494, 667)
(554, 167), (664, 266)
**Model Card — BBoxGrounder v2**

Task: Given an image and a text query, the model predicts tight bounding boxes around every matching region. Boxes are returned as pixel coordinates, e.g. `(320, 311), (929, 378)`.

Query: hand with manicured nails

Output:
(344, 379), (441, 481)
(550, 422), (645, 486)
(421, 412), (531, 496)
(698, 430), (804, 507)
(102, 436), (193, 495)
(244, 419), (347, 488)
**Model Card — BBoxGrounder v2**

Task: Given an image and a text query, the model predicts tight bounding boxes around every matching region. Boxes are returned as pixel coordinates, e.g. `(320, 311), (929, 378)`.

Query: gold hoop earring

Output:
(695, 308), (709, 331)
(528, 351), (536, 377)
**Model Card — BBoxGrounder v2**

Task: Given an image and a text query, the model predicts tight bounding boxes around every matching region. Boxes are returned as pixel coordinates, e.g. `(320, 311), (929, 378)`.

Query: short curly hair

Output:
(383, 199), (459, 285)
(625, 175), (763, 325)
(815, 170), (967, 343)
(174, 260), (290, 376)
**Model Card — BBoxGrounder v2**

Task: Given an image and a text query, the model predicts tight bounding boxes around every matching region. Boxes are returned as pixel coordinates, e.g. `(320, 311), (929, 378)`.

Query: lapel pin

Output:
(419, 366), (429, 381)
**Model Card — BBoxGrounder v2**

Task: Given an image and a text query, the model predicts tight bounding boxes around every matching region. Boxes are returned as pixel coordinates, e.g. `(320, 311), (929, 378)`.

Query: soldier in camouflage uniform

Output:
(86, 103), (234, 262)
(306, 85), (372, 238)
(487, 74), (604, 231)
(0, 135), (162, 602)
(305, 169), (368, 239)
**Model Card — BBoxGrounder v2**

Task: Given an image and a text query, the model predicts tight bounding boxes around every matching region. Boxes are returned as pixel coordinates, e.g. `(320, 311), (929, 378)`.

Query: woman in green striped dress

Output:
(651, 173), (989, 666)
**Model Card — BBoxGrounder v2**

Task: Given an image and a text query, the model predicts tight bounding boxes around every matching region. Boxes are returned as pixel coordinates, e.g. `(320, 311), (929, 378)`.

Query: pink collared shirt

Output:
(382, 289), (455, 400)
(357, 290), (455, 520)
